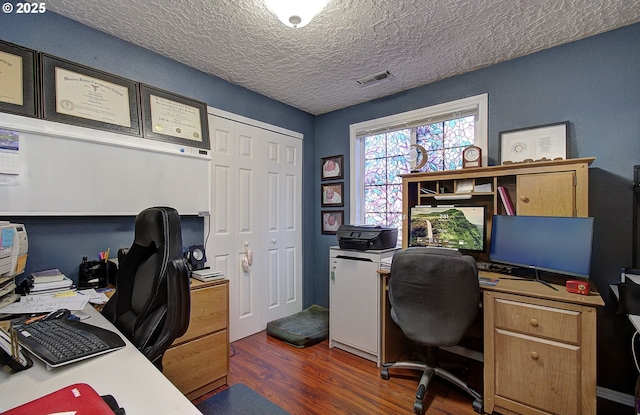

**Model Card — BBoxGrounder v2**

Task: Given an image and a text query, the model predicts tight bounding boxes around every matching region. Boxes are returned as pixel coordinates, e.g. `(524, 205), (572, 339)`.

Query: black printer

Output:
(336, 224), (398, 250)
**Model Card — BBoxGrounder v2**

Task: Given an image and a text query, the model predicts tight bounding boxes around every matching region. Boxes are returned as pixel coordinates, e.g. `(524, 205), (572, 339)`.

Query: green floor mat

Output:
(266, 304), (329, 348)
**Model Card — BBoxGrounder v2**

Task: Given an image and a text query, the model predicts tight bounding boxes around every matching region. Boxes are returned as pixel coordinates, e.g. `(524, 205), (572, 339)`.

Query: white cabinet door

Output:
(330, 255), (379, 355)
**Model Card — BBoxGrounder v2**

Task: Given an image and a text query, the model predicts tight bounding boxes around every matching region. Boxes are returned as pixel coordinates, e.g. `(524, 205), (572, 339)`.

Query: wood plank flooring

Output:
(193, 330), (484, 415)
(192, 330), (632, 414)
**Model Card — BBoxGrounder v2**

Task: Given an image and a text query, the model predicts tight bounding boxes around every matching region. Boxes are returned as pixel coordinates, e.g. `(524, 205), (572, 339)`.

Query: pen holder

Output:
(78, 259), (113, 289)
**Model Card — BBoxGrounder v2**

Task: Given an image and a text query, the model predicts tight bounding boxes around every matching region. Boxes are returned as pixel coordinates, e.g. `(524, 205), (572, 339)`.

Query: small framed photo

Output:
(321, 210), (344, 235)
(499, 121), (569, 164)
(0, 40), (38, 118)
(321, 154), (343, 180)
(321, 182), (344, 207)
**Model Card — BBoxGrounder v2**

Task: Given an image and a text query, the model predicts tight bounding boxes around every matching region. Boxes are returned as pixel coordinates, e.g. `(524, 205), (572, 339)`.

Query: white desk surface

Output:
(0, 305), (203, 414)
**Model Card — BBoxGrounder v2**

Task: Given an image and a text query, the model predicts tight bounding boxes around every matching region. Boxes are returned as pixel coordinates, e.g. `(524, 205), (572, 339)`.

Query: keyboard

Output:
(13, 319), (126, 368)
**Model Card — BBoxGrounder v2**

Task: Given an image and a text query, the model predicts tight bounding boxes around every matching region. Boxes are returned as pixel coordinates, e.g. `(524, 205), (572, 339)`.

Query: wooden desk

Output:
(0, 305), (201, 414)
(380, 270), (604, 415)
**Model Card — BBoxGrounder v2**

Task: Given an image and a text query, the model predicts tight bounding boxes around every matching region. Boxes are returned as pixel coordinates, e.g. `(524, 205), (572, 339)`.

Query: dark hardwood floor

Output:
(192, 330), (635, 415)
(193, 330), (484, 415)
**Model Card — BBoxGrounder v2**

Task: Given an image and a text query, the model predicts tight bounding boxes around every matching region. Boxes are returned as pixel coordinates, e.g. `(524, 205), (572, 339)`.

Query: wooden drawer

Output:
(494, 297), (580, 344)
(163, 330), (228, 395)
(174, 282), (227, 344)
(495, 329), (580, 415)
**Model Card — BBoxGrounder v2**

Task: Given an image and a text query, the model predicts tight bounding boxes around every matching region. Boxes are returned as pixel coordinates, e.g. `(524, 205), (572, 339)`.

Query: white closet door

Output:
(208, 115), (261, 341)
(208, 114), (302, 342)
(262, 130), (303, 325)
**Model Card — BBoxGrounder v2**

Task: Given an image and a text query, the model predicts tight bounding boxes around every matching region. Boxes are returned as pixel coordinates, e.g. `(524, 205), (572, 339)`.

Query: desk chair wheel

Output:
(380, 366), (390, 380)
(472, 399), (484, 414)
(413, 400), (424, 414)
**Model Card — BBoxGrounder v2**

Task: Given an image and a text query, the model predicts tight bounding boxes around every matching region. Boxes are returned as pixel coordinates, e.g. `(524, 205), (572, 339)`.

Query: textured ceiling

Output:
(46, 0), (640, 115)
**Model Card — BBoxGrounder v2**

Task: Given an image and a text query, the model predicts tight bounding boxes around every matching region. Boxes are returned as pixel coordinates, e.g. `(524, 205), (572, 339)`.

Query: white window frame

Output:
(349, 93), (488, 224)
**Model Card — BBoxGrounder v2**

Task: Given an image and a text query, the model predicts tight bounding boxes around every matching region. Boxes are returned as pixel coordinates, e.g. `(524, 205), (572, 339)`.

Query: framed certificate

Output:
(0, 40), (38, 117)
(140, 84), (210, 150)
(41, 54), (141, 136)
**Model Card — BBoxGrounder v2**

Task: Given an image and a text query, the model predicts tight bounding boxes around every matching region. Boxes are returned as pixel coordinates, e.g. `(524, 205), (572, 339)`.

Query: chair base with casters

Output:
(381, 359), (483, 414)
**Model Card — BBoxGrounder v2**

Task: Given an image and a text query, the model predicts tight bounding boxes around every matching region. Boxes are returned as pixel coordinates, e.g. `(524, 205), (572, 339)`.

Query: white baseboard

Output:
(597, 386), (634, 407)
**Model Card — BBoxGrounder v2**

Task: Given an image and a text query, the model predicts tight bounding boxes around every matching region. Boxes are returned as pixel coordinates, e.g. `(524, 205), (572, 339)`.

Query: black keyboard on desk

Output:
(13, 319), (126, 368)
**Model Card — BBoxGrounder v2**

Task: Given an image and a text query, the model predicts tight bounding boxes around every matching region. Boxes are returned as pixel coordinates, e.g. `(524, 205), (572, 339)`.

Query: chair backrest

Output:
(102, 206), (190, 370)
(389, 247), (480, 347)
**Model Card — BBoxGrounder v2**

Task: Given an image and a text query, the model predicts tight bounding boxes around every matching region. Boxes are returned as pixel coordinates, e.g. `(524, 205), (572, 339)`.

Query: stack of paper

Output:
(191, 269), (225, 282)
(28, 269), (74, 294)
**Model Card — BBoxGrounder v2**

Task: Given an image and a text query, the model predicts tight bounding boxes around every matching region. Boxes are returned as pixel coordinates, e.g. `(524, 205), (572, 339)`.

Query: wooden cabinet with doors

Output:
(163, 278), (229, 400)
(399, 157), (594, 250)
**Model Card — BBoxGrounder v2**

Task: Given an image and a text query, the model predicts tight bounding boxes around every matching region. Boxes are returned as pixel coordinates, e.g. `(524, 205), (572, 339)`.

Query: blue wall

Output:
(2, 9), (640, 397)
(315, 23), (640, 395)
(0, 11), (317, 304)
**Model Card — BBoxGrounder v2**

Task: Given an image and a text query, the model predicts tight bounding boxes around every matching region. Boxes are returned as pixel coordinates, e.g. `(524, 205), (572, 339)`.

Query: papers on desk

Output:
(0, 291), (93, 314)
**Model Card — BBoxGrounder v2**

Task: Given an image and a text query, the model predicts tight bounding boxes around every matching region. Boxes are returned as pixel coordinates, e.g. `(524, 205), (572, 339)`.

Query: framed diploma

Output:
(0, 40), (38, 117)
(140, 84), (210, 150)
(41, 54), (141, 136)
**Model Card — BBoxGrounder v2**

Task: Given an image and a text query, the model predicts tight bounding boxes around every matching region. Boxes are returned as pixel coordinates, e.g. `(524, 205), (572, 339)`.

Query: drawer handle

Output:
(530, 351), (539, 360)
(520, 195), (530, 203)
(530, 318), (539, 327)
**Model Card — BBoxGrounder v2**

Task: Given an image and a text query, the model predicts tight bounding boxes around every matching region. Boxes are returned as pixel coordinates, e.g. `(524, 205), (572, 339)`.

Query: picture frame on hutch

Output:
(0, 41), (38, 118)
(40, 54), (141, 136)
(499, 121), (569, 164)
(139, 84), (210, 150)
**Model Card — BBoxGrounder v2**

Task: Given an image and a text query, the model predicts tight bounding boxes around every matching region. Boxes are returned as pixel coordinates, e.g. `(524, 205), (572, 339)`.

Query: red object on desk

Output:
(566, 279), (590, 295)
(3, 383), (114, 415)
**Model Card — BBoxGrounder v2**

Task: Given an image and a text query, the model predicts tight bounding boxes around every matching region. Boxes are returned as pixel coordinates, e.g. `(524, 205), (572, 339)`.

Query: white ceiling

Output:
(46, 0), (640, 115)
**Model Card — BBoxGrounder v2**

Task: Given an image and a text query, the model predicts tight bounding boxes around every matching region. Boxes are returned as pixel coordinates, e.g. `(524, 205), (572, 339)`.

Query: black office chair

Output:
(381, 247), (483, 414)
(102, 206), (191, 371)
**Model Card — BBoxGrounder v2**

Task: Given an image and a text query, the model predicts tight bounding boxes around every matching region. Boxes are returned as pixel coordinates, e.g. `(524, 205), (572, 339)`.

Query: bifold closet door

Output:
(208, 114), (302, 342)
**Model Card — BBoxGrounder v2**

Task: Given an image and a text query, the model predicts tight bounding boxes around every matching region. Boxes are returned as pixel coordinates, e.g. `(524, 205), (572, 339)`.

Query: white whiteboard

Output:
(0, 113), (210, 215)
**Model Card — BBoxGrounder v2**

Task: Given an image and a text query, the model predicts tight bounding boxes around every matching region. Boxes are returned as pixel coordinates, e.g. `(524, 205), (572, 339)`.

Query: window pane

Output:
(443, 116), (475, 148)
(364, 134), (386, 159)
(364, 158), (386, 185)
(387, 129), (411, 156)
(388, 184), (403, 212)
(365, 185), (387, 212)
(387, 155), (409, 183)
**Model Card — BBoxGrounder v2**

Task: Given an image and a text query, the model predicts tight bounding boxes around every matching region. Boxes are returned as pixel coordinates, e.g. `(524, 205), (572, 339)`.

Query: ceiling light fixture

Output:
(265, 0), (331, 28)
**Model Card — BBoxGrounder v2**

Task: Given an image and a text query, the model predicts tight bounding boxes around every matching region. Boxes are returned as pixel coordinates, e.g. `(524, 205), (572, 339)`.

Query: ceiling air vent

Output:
(356, 70), (392, 87)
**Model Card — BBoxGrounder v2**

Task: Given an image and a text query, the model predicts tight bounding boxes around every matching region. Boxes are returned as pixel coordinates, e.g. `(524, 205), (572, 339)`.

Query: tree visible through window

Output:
(363, 116), (476, 234)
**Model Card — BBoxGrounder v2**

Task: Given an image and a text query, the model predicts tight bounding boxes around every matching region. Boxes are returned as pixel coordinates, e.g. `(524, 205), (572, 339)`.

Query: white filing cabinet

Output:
(329, 246), (397, 366)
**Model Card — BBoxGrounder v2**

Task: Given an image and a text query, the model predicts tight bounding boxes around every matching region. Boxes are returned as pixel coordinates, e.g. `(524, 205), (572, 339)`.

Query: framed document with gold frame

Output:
(139, 84), (210, 150)
(0, 40), (38, 117)
(41, 54), (142, 136)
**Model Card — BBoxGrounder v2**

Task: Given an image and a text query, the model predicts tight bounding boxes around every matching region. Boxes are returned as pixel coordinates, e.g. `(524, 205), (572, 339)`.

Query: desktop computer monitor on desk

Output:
(489, 215), (595, 288)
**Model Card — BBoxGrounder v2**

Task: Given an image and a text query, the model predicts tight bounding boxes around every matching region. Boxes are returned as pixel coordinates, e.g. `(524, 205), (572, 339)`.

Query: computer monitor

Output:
(489, 215), (594, 279)
(409, 206), (486, 252)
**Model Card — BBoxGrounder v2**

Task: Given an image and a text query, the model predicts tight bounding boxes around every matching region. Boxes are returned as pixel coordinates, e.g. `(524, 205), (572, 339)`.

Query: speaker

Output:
(186, 245), (207, 270)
